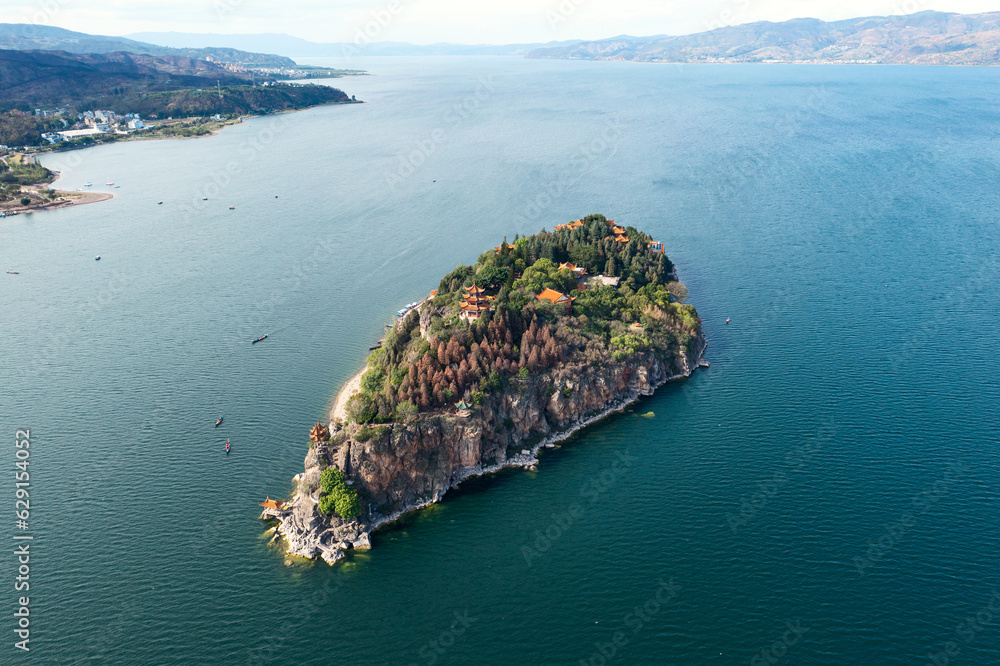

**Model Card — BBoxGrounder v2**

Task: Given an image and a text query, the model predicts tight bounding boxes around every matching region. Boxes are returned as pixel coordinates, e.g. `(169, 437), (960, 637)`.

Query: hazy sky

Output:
(5, 0), (999, 44)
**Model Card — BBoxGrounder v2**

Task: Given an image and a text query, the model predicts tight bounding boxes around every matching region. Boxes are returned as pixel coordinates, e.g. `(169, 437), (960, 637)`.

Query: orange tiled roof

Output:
(259, 496), (285, 510)
(536, 288), (574, 304)
(612, 226), (626, 235)
(559, 262), (577, 271)
(465, 285), (486, 294)
(615, 235), (629, 243)
(430, 289), (438, 297)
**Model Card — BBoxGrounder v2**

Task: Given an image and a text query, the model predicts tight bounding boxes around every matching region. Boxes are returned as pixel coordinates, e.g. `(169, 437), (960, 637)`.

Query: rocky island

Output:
(262, 214), (708, 563)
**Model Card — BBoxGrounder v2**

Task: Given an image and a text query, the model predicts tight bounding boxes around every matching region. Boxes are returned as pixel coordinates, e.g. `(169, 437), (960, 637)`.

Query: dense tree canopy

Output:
(340, 214), (698, 426)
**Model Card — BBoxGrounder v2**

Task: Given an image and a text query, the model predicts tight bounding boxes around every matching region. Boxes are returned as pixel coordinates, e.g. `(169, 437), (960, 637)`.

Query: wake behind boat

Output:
(252, 334), (268, 344)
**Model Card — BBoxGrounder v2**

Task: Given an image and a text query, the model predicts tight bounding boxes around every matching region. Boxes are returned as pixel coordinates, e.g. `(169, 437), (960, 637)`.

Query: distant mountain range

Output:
(0, 49), (250, 107)
(0, 49), (349, 116)
(526, 11), (1000, 65)
(127, 31), (583, 58)
(0, 23), (295, 68)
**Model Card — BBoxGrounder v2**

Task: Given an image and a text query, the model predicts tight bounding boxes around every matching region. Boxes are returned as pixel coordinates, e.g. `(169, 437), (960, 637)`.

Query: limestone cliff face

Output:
(264, 333), (707, 564)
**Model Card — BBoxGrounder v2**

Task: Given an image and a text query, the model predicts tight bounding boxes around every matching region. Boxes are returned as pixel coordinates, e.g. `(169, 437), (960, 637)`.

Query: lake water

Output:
(3, 57), (1000, 664)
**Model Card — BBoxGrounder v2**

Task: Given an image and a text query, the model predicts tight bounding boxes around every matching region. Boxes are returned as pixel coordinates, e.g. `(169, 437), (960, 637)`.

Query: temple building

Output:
(536, 288), (575, 308)
(259, 496), (286, 510)
(309, 422), (330, 443)
(460, 284), (491, 321)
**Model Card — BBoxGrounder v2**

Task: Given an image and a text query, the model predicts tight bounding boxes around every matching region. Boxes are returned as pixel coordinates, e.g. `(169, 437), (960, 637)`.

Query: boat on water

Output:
(225, 439), (230, 453)
(95, 256), (101, 261)
(84, 182), (92, 187)
(106, 181), (114, 186)
(215, 416), (223, 427)
(252, 334), (268, 344)
(229, 206), (236, 210)
(726, 318), (730, 324)
(7, 270), (19, 274)
(157, 201), (163, 205)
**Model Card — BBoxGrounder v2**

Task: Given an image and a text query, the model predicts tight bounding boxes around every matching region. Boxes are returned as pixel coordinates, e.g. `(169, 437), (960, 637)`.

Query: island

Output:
(261, 214), (708, 564)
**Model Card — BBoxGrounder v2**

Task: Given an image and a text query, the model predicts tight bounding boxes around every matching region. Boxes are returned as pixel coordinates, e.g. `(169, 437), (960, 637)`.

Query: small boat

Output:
(95, 256), (101, 261)
(106, 181), (114, 186)
(725, 318), (730, 324)
(84, 182), (92, 187)
(114, 185), (120, 189)
(215, 416), (223, 427)
(229, 206), (236, 210)
(6, 270), (19, 275)
(252, 334), (268, 344)
(157, 201), (163, 205)
(202, 197), (208, 201)
(225, 439), (230, 454)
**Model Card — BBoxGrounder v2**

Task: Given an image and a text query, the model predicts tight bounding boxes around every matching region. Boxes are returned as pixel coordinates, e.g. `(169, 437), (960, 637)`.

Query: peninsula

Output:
(262, 215), (708, 563)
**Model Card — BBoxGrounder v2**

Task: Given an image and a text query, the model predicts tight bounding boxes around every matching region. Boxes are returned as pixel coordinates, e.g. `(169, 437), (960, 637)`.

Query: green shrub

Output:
(360, 367), (386, 394)
(318, 466), (361, 520)
(320, 467), (346, 494)
(395, 400), (419, 422)
(518, 366), (530, 380)
(481, 370), (502, 394)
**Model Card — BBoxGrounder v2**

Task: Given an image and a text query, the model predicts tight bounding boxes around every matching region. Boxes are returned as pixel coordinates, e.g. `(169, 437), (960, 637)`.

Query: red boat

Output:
(225, 439), (230, 453)
(215, 416), (223, 427)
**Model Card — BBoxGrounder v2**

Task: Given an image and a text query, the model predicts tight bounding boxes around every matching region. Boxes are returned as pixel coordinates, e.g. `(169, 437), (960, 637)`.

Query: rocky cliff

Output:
(263, 329), (707, 564)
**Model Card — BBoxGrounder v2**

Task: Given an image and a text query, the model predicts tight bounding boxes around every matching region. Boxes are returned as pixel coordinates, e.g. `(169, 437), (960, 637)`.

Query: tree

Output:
(19, 197), (30, 206)
(319, 466), (361, 520)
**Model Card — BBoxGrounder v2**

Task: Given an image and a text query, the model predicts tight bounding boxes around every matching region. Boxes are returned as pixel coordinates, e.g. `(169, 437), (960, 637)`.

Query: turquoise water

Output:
(3, 57), (1000, 664)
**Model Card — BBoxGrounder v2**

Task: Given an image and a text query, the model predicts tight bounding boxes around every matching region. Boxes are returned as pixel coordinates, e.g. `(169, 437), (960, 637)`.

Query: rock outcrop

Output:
(264, 332), (707, 564)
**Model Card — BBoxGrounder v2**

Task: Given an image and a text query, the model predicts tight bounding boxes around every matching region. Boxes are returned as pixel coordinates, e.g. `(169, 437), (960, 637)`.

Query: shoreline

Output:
(266, 336), (709, 564)
(362, 337), (710, 535)
(329, 364), (368, 422)
(27, 100), (365, 159)
(2, 190), (113, 216)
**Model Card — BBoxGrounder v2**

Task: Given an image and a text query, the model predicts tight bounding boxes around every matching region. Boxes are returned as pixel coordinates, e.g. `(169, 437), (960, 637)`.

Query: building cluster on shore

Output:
(40, 109), (151, 144)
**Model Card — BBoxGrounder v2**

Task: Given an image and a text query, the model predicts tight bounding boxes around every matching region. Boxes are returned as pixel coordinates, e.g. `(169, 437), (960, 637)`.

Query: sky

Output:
(4, 0), (1000, 44)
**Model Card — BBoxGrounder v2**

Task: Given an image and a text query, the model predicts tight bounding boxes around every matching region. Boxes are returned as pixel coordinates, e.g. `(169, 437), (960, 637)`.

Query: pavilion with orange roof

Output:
(259, 496), (286, 510)
(536, 288), (575, 307)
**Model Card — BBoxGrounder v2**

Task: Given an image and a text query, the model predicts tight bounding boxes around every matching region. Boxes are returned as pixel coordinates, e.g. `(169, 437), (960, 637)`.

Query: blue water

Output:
(2, 57), (1000, 664)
